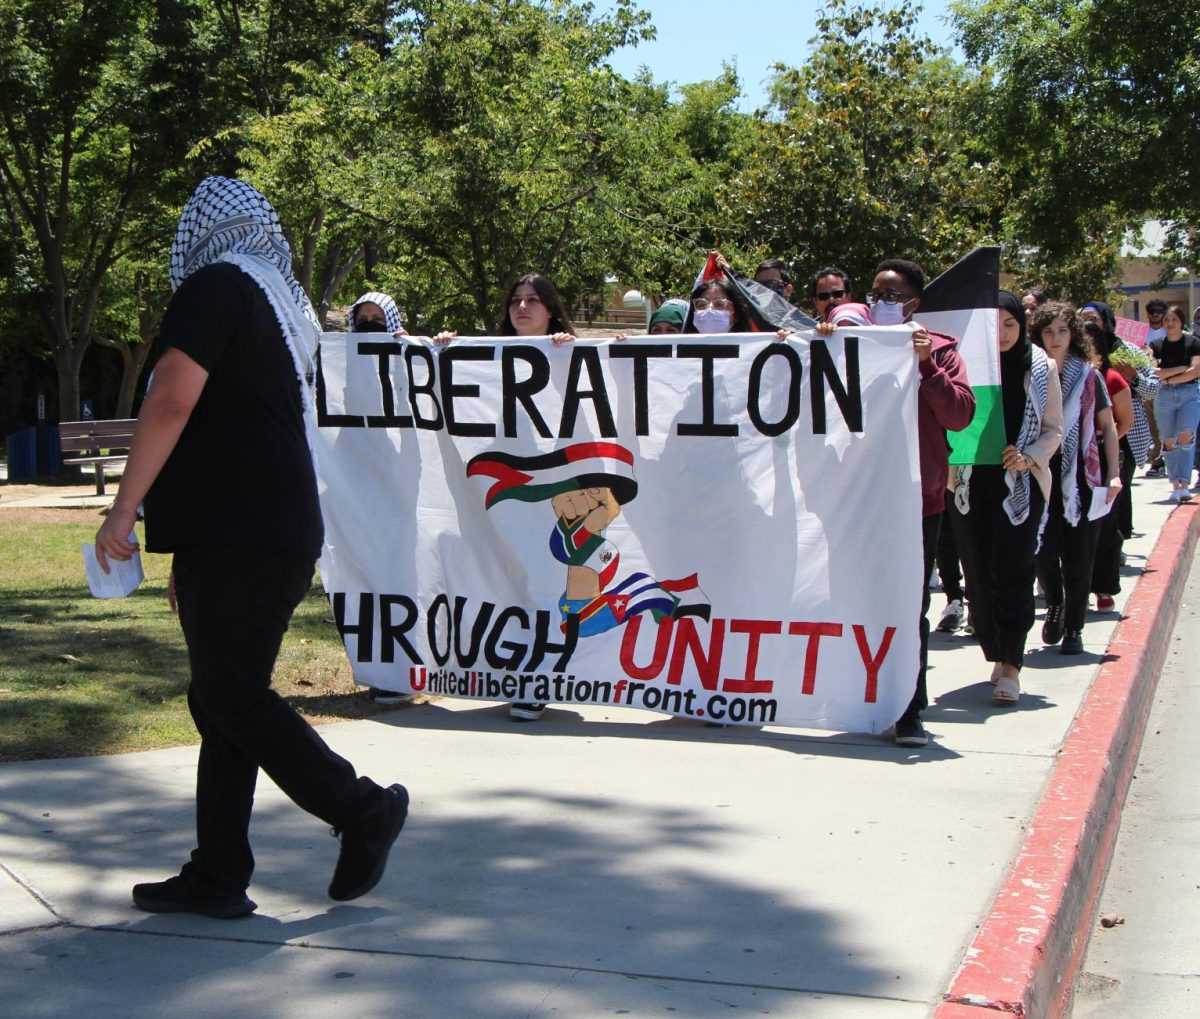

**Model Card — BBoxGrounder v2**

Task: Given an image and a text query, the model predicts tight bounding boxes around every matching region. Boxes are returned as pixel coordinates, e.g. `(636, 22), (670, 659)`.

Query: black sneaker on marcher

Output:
(132, 872), (257, 919)
(328, 783), (409, 902)
(509, 702), (545, 721)
(1060, 629), (1084, 655)
(894, 718), (929, 747)
(1041, 603), (1064, 646)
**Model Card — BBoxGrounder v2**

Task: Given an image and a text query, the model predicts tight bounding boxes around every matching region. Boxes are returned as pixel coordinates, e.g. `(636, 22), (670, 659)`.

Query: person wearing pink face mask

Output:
(682, 278), (755, 334)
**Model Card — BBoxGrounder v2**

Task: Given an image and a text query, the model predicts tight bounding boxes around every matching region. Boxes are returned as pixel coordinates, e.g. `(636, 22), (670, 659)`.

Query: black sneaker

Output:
(894, 718), (929, 747)
(1060, 629), (1084, 655)
(1041, 603), (1064, 646)
(132, 872), (256, 919)
(328, 783), (409, 902)
(509, 702), (545, 721)
(370, 687), (412, 705)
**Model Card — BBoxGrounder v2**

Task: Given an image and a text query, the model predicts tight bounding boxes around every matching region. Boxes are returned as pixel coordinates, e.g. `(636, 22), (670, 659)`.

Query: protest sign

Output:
(1114, 317), (1149, 347)
(314, 329), (922, 732)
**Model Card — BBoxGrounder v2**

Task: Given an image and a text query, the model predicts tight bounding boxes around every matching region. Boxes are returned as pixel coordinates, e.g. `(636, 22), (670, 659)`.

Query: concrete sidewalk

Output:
(1, 475), (1195, 1018)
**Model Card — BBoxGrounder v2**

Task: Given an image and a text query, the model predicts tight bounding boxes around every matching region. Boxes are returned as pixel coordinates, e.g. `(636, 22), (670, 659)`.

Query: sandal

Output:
(989, 664), (1003, 686)
(993, 675), (1020, 705)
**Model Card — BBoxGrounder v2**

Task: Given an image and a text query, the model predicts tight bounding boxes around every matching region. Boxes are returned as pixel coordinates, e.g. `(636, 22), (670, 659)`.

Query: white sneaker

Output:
(936, 599), (963, 633)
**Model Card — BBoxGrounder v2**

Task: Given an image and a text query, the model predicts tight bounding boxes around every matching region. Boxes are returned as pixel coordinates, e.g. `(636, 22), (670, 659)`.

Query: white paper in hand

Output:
(1087, 485), (1115, 522)
(83, 536), (145, 598)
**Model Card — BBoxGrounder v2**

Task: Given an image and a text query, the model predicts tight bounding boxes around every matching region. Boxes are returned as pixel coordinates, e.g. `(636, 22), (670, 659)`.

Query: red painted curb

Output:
(935, 505), (1200, 1019)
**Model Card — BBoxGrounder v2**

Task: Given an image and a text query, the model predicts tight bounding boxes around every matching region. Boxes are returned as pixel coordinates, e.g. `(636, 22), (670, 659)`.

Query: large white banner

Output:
(314, 329), (922, 732)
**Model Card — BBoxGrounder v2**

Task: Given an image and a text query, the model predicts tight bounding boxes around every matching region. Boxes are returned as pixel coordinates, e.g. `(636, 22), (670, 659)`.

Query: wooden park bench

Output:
(58, 419), (136, 496)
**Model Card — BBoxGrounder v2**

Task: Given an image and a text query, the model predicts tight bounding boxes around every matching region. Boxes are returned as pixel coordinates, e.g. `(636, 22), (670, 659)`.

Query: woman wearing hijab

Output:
(94, 177), (407, 918)
(350, 291), (404, 334)
(1148, 304), (1200, 502)
(1030, 303), (1122, 655)
(949, 291), (1064, 705)
(647, 300), (687, 334)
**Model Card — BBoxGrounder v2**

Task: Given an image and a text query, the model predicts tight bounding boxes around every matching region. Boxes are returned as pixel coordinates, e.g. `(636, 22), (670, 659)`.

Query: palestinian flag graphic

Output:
(918, 246), (1003, 466)
(466, 442), (639, 508)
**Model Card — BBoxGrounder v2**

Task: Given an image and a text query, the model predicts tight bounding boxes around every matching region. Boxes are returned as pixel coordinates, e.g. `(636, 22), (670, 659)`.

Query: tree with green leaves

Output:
(0, 0), (403, 422)
(949, 0), (1199, 289)
(321, 0), (748, 331)
(720, 0), (1006, 297)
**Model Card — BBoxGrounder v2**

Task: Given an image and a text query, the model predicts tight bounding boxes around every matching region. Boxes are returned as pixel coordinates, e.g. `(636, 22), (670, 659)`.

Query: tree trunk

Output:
(53, 336), (88, 423)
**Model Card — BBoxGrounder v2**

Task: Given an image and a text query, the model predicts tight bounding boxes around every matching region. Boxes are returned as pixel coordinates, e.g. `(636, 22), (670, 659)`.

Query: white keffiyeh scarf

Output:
(1057, 355), (1102, 526)
(170, 177), (321, 442)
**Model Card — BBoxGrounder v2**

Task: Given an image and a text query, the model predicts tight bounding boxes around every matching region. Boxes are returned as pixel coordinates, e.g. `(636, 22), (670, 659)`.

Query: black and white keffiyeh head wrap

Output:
(350, 292), (403, 333)
(170, 177), (321, 434)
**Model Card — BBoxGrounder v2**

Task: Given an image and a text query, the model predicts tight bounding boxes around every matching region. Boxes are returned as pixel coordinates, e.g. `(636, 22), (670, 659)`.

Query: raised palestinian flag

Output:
(696, 253), (818, 333)
(466, 442), (639, 508)
(918, 246), (1003, 465)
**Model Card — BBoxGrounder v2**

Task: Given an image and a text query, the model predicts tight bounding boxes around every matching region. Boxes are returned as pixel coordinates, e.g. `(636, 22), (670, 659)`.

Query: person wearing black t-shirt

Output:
(1149, 305), (1200, 502)
(95, 178), (408, 918)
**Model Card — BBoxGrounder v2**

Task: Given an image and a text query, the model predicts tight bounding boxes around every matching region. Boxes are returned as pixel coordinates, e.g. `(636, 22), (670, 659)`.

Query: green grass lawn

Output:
(0, 512), (386, 762)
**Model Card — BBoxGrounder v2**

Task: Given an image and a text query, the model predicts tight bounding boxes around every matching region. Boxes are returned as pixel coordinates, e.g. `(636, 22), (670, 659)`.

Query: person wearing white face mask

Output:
(867, 259), (976, 746)
(683, 279), (753, 334)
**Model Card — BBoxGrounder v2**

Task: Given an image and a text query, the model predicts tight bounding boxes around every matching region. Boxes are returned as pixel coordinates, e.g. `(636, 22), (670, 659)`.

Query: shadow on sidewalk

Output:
(337, 698), (965, 765)
(0, 762), (909, 1015)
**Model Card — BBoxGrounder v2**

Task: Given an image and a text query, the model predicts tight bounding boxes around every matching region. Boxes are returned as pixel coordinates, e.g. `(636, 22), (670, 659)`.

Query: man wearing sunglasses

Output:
(753, 258), (795, 303)
(809, 266), (854, 322)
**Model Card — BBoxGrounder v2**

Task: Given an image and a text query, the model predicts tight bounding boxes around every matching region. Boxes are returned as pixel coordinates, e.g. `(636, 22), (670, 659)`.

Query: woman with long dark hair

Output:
(948, 291), (1063, 705)
(683, 277), (755, 334)
(1030, 303), (1122, 655)
(434, 272), (575, 347)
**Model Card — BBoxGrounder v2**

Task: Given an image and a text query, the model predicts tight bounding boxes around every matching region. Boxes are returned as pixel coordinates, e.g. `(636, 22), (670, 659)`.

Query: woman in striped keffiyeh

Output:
(1031, 303), (1123, 656)
(350, 291), (404, 334)
(949, 291), (1064, 706)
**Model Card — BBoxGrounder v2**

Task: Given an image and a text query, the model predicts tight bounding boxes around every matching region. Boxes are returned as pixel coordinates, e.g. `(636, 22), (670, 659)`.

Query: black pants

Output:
(935, 495), (965, 602)
(173, 546), (383, 894)
(950, 466), (1045, 667)
(1035, 468), (1100, 632)
(1092, 446), (1135, 596)
(899, 513), (940, 724)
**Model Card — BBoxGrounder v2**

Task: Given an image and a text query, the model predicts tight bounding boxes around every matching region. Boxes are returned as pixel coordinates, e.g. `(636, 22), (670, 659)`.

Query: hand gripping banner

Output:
(313, 329), (923, 732)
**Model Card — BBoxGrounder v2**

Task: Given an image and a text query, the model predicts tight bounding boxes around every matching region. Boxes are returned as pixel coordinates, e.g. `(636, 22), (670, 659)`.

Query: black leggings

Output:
(1035, 464), (1101, 631)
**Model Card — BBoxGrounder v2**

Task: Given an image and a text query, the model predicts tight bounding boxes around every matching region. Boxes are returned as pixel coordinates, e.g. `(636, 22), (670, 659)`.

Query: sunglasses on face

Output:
(759, 279), (789, 295)
(355, 316), (388, 331)
(816, 288), (847, 301)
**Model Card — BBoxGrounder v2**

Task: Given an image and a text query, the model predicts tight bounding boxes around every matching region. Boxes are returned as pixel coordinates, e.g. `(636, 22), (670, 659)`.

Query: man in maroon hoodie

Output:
(868, 259), (976, 746)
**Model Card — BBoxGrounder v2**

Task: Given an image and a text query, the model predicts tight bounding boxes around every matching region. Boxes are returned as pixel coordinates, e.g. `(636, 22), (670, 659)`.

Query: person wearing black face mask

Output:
(350, 291), (404, 335)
